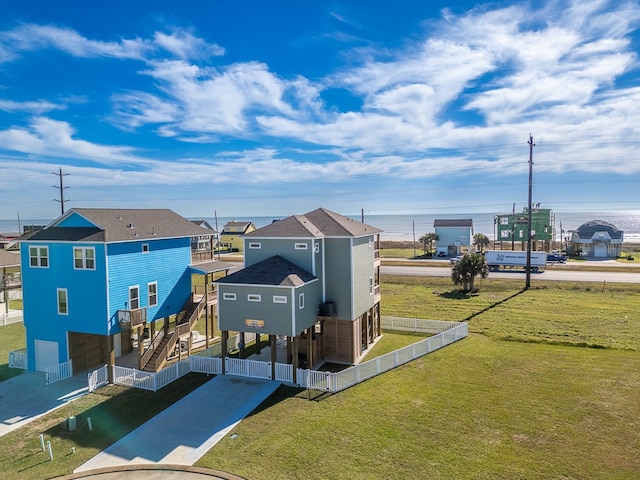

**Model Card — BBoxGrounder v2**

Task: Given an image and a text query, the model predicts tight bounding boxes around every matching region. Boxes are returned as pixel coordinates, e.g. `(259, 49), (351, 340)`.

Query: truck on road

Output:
(484, 250), (547, 272)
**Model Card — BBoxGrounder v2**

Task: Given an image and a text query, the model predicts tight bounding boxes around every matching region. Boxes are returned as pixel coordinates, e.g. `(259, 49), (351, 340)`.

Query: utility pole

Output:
(52, 167), (70, 215)
(511, 202), (515, 251)
(525, 134), (535, 290)
(559, 221), (563, 252)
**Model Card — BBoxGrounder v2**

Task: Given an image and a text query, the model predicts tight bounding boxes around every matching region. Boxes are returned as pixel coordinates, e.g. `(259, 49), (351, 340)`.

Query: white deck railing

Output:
(45, 359), (73, 385)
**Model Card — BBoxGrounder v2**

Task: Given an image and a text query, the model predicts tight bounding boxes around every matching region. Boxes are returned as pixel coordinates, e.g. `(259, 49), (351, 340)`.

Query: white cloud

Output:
(0, 117), (150, 165)
(154, 29), (225, 59)
(0, 99), (66, 114)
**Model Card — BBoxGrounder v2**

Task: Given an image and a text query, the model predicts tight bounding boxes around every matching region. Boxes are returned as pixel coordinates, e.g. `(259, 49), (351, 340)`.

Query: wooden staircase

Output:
(140, 294), (207, 372)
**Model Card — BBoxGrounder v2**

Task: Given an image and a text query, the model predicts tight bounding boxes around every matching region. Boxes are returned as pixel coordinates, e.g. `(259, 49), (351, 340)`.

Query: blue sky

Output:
(1, 0), (640, 220)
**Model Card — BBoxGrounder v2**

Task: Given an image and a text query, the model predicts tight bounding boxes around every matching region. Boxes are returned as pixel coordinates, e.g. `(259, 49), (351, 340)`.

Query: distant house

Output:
(0, 232), (20, 250)
(219, 221), (256, 252)
(434, 219), (473, 256)
(19, 208), (228, 375)
(567, 220), (623, 258)
(190, 220), (218, 257)
(215, 208), (382, 372)
(0, 249), (21, 317)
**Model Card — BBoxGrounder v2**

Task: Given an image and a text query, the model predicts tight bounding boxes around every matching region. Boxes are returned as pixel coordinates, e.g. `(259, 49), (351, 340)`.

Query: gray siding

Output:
(323, 237), (352, 320)
(244, 238), (315, 273)
(218, 280), (321, 336)
(352, 235), (375, 317)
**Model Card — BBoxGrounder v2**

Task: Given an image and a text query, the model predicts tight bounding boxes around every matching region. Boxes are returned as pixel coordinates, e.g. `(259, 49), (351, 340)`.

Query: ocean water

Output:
(2, 211), (639, 243)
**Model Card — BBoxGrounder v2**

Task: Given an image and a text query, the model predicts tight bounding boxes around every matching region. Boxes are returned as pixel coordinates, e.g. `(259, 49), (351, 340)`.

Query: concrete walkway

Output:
(0, 371), (88, 437)
(75, 376), (280, 473)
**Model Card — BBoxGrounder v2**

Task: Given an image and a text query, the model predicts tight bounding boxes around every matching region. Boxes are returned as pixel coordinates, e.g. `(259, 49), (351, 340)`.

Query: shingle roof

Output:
(215, 255), (316, 287)
(221, 221), (254, 234)
(245, 215), (324, 238)
(575, 220), (623, 240)
(26, 208), (210, 243)
(434, 219), (473, 228)
(246, 208), (382, 239)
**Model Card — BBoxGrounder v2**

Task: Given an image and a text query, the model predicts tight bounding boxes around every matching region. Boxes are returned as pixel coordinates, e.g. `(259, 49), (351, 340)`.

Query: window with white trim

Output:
(148, 282), (158, 307)
(129, 285), (140, 310)
(223, 293), (236, 300)
(29, 246), (49, 268)
(294, 243), (308, 250)
(248, 242), (261, 249)
(369, 276), (374, 295)
(273, 295), (287, 304)
(74, 247), (95, 270)
(314, 243), (319, 253)
(57, 288), (68, 315)
(298, 293), (304, 309)
(142, 243), (149, 253)
(248, 294), (261, 302)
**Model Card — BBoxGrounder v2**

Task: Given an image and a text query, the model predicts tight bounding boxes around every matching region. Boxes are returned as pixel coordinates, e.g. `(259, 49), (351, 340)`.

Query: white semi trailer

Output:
(484, 250), (547, 272)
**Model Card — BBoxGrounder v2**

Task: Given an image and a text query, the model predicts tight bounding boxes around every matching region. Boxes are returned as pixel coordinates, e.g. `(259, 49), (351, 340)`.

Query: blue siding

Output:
(21, 241), (108, 369)
(107, 237), (192, 326)
(57, 212), (96, 227)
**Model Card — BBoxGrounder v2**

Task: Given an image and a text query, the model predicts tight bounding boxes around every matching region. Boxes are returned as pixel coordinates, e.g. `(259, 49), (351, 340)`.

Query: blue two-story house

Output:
(20, 208), (215, 374)
(216, 208), (382, 370)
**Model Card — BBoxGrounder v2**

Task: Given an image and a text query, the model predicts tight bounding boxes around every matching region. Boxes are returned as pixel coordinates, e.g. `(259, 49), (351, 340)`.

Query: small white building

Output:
(434, 219), (473, 256)
(568, 220), (623, 258)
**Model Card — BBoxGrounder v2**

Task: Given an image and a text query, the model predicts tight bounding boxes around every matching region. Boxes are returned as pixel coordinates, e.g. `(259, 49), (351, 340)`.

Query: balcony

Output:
(117, 307), (147, 330)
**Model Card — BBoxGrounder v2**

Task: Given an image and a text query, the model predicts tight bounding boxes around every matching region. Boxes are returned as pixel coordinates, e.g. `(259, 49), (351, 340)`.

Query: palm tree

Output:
(418, 232), (439, 255)
(473, 233), (490, 253)
(451, 253), (488, 292)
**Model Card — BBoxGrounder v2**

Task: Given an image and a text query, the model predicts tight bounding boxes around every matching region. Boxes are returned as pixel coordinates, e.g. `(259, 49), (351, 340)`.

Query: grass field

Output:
(0, 323), (25, 381)
(0, 275), (639, 479)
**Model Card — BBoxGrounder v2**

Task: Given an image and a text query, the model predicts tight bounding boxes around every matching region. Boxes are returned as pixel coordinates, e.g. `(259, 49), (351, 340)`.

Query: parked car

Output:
(450, 255), (464, 265)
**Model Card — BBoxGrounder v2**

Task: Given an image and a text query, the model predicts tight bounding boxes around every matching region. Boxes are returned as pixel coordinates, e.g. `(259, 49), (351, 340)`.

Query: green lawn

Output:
(0, 322), (26, 381)
(1, 276), (640, 479)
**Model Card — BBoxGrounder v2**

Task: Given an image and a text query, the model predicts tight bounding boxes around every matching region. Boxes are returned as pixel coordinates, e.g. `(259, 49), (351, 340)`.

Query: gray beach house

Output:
(215, 208), (382, 371)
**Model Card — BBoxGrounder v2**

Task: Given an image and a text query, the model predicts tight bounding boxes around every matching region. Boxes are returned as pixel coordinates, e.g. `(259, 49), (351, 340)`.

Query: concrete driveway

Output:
(0, 371), (88, 437)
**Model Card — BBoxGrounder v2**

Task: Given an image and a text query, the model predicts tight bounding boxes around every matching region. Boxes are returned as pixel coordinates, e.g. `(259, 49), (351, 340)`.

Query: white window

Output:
(29, 246), (49, 268)
(129, 286), (140, 310)
(369, 276), (374, 295)
(501, 230), (511, 238)
(500, 217), (509, 225)
(294, 243), (308, 250)
(298, 293), (304, 309)
(57, 288), (68, 315)
(249, 242), (261, 249)
(273, 295), (287, 304)
(142, 243), (149, 254)
(248, 294), (262, 302)
(74, 247), (95, 270)
(148, 282), (158, 307)
(223, 293), (236, 300)
(314, 243), (320, 253)
(368, 237), (373, 248)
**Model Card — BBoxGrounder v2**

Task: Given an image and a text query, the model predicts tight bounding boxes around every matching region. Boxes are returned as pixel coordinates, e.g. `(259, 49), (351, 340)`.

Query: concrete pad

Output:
(0, 372), (88, 437)
(76, 376), (280, 472)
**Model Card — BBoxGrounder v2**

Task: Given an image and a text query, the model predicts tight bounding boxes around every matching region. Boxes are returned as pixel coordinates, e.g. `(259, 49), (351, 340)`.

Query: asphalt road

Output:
(381, 264), (640, 283)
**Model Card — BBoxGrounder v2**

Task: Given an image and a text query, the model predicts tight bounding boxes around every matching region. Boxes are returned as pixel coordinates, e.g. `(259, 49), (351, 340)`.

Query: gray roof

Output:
(575, 220), (623, 240)
(215, 255), (316, 287)
(434, 219), (473, 228)
(0, 250), (20, 267)
(246, 208), (382, 239)
(24, 208), (210, 243)
(189, 260), (238, 275)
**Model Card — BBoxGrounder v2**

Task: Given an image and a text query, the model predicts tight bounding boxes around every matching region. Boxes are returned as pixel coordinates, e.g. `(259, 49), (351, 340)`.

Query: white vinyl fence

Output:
(106, 318), (467, 394)
(45, 359), (73, 385)
(8, 348), (27, 369)
(88, 365), (109, 392)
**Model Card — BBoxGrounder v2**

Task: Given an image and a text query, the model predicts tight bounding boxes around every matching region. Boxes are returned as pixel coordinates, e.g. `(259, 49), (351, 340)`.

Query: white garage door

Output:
(34, 340), (59, 372)
(594, 244), (607, 257)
